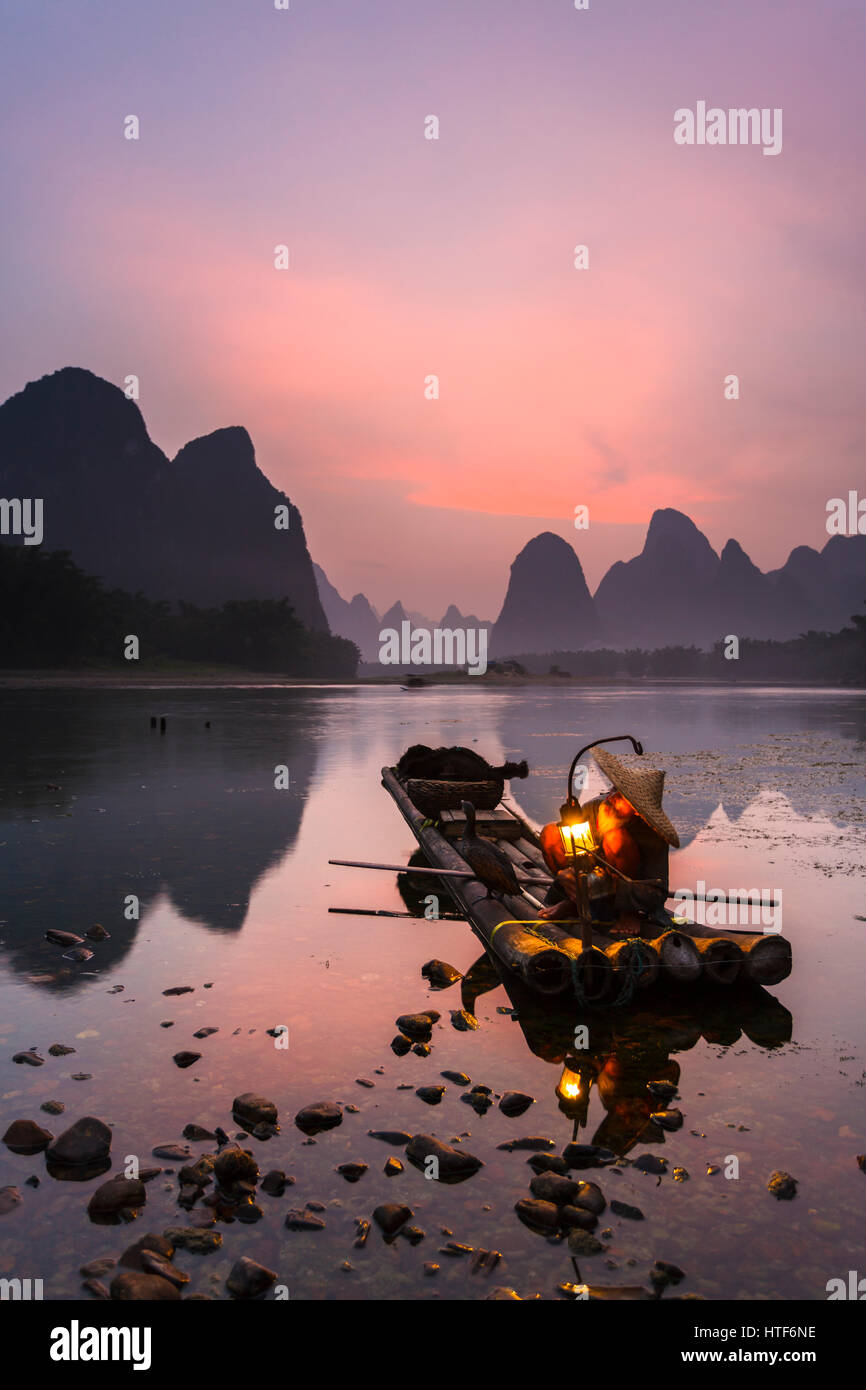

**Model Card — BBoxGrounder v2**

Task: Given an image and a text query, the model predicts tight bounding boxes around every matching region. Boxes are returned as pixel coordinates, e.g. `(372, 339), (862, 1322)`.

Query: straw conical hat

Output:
(591, 746), (680, 848)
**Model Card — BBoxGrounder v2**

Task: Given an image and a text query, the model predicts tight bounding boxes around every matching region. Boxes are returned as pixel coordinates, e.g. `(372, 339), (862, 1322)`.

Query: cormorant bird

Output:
(458, 800), (521, 900)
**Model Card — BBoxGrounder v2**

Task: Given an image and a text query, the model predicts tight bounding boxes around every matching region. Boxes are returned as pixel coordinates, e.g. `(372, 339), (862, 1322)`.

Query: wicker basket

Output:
(404, 778), (503, 817)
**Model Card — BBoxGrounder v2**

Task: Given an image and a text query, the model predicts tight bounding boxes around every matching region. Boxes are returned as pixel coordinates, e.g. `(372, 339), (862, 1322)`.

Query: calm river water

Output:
(0, 683), (864, 1300)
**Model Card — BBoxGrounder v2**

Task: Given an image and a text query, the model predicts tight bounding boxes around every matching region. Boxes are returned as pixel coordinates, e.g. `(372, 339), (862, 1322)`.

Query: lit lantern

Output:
(556, 1056), (594, 1122)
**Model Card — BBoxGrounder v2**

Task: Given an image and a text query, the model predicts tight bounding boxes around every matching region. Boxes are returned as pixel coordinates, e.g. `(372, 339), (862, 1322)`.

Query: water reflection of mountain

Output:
(460, 954), (792, 1156)
(491, 688), (866, 849)
(0, 689), (321, 990)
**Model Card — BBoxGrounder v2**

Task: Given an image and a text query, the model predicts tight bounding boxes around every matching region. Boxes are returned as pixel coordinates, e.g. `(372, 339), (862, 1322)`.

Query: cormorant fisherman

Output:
(537, 746), (680, 932)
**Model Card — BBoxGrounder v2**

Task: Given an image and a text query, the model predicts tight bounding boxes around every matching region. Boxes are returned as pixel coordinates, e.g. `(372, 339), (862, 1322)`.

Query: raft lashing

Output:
(381, 767), (793, 1008)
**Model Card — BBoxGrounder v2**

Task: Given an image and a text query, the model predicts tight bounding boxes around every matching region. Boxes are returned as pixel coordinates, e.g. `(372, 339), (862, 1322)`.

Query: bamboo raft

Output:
(380, 767), (793, 1008)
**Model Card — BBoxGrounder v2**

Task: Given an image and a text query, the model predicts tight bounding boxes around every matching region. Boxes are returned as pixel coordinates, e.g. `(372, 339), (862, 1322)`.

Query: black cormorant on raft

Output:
(458, 800), (521, 899)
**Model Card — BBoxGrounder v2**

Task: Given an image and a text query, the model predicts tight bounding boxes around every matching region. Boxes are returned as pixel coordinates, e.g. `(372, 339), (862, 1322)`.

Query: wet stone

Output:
(384, 1157), (403, 1177)
(610, 1199), (644, 1221)
(48, 1044), (76, 1057)
(527, 1153), (569, 1176)
(63, 947), (94, 963)
(515, 1198), (560, 1232)
(41, 1101), (65, 1115)
(285, 1209), (326, 1231)
(499, 1091), (535, 1118)
(182, 1124), (217, 1142)
(295, 1101), (342, 1136)
(373, 1203), (413, 1237)
(412, 1043), (431, 1058)
(529, 1172), (581, 1206)
(441, 1070), (471, 1086)
(119, 1234), (174, 1270)
(110, 1272), (180, 1301)
(164, 1226), (222, 1254)
(568, 1228), (605, 1256)
(46, 1116), (112, 1168)
(562, 1143), (617, 1168)
(87, 1176), (147, 1221)
(632, 1153), (668, 1176)
(367, 1129), (412, 1145)
(3, 1119), (53, 1155)
(46, 930), (84, 947)
(226, 1256), (276, 1299)
(163, 986), (194, 996)
(650, 1109), (683, 1131)
(406, 1133), (484, 1183)
(232, 1093), (278, 1128)
(172, 1051), (201, 1069)
(450, 1010), (479, 1032)
(395, 1012), (439, 1040)
(416, 1085), (446, 1105)
(421, 959), (462, 988)
(391, 1035), (412, 1057)
(498, 1136), (555, 1153)
(261, 1170), (291, 1196)
(12, 1051), (43, 1067)
(336, 1162), (368, 1183)
(152, 1143), (192, 1161)
(86, 924), (110, 941)
(767, 1170), (798, 1200)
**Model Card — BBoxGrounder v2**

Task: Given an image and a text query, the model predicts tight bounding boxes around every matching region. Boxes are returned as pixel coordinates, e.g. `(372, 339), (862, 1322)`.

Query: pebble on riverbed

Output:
(226, 1256), (276, 1299)
(406, 1134), (484, 1183)
(295, 1101), (342, 1136)
(767, 1170), (798, 1200)
(3, 1119), (53, 1155)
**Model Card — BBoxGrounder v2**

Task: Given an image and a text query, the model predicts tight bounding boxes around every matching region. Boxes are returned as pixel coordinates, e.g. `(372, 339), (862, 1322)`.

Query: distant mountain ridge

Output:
(0, 367), (327, 629)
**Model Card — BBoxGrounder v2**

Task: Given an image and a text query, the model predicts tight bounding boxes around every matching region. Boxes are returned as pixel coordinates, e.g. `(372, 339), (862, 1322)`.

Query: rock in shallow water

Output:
(110, 1272), (180, 1301)
(46, 1116), (112, 1168)
(406, 1133), (483, 1183)
(87, 1176), (147, 1221)
(295, 1101), (342, 1136)
(499, 1091), (535, 1118)
(226, 1256), (276, 1299)
(336, 1162), (368, 1183)
(232, 1093), (278, 1128)
(395, 1011), (439, 1040)
(164, 1226), (222, 1254)
(373, 1203), (413, 1237)
(767, 1170), (797, 1200)
(3, 1119), (53, 1155)
(416, 1085), (446, 1105)
(421, 960), (462, 989)
(172, 1051), (201, 1069)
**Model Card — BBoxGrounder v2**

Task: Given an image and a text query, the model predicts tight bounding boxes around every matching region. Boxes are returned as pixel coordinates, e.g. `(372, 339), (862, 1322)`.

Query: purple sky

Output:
(2, 0), (864, 616)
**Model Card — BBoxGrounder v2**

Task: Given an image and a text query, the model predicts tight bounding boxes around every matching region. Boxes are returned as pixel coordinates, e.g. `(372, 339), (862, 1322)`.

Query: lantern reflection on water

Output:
(556, 1055), (594, 1126)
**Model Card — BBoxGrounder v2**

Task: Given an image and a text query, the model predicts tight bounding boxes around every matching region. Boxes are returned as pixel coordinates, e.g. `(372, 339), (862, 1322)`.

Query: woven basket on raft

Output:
(404, 778), (503, 816)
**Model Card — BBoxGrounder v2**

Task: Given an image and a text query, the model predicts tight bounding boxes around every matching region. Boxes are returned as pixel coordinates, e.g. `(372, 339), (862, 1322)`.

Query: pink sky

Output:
(2, 0), (864, 615)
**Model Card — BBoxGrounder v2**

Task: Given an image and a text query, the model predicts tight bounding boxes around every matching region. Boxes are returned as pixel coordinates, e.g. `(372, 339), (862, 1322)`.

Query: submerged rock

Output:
(86, 924), (110, 941)
(527, 1153), (569, 1176)
(421, 960), (462, 989)
(373, 1203), (413, 1238)
(384, 1157), (403, 1177)
(261, 1170), (291, 1196)
(499, 1091), (535, 1118)
(48, 1044), (76, 1057)
(391, 1035), (412, 1056)
(3, 1119), (53, 1155)
(163, 986), (194, 996)
(767, 1170), (798, 1200)
(450, 1010), (479, 1032)
(63, 947), (94, 963)
(232, 1094), (278, 1128)
(632, 1153), (668, 1176)
(416, 1085), (446, 1106)
(118, 1234), (174, 1270)
(610, 1199), (644, 1221)
(562, 1143), (617, 1169)
(152, 1143), (192, 1161)
(529, 1172), (582, 1206)
(395, 1011), (439, 1040)
(647, 1080), (678, 1103)
(41, 1101), (65, 1116)
(650, 1109), (683, 1131)
(515, 1198), (559, 1232)
(87, 1176), (147, 1222)
(182, 1124), (217, 1142)
(498, 1136), (555, 1153)
(12, 1051), (43, 1067)
(172, 1051), (201, 1069)
(441, 1070), (471, 1086)
(295, 1101), (342, 1136)
(367, 1129), (412, 1145)
(406, 1133), (484, 1183)
(46, 1116), (112, 1168)
(110, 1272), (180, 1301)
(226, 1256), (277, 1299)
(285, 1209), (326, 1231)
(336, 1162), (368, 1183)
(45, 930), (84, 947)
(568, 1228), (605, 1256)
(213, 1145), (259, 1196)
(164, 1226), (222, 1254)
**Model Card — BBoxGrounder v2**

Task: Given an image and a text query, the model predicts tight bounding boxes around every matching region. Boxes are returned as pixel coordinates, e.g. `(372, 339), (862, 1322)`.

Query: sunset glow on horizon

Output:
(2, 0), (864, 616)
